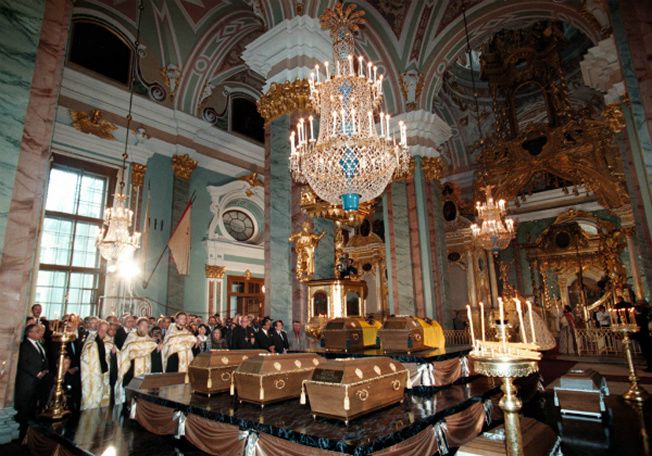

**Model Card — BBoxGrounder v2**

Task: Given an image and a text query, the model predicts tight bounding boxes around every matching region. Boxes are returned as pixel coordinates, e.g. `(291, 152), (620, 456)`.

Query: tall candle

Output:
(385, 115), (390, 141)
(308, 115), (314, 141)
(367, 62), (372, 81)
(290, 131), (296, 154)
(314, 64), (320, 83)
(379, 112), (385, 137)
(466, 304), (475, 347)
(526, 300), (536, 344)
(348, 55), (353, 75)
(336, 60), (340, 77)
(515, 299), (527, 344)
(324, 61), (330, 79)
(498, 297), (507, 352)
(479, 301), (485, 342)
(358, 56), (364, 77)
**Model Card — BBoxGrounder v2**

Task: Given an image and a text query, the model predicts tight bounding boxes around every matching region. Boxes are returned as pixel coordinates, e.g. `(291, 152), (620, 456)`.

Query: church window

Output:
(34, 156), (115, 318)
(68, 21), (132, 85)
(223, 209), (255, 242)
(230, 97), (264, 143)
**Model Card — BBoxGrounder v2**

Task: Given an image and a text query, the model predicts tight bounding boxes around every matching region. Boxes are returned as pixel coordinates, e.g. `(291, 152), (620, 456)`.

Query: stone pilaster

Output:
(166, 154), (197, 313)
(0, 0), (72, 441)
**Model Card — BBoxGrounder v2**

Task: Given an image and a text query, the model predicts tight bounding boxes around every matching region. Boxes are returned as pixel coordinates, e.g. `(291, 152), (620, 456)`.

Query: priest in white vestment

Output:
(162, 312), (197, 373)
(116, 317), (159, 403)
(80, 321), (111, 410)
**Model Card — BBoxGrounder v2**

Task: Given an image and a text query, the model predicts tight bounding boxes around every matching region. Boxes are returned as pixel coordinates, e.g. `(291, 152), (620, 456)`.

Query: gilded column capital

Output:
(172, 154), (198, 181)
(393, 156), (416, 182)
(257, 80), (311, 124)
(205, 265), (226, 279)
(131, 163), (147, 188)
(421, 156), (446, 181)
(603, 103), (625, 133)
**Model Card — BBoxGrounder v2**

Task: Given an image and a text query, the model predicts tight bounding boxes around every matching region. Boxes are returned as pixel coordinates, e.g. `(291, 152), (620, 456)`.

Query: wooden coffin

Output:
(233, 353), (323, 407)
(552, 368), (608, 418)
(188, 349), (265, 396)
(378, 316), (445, 353)
(303, 357), (410, 424)
(322, 317), (381, 352)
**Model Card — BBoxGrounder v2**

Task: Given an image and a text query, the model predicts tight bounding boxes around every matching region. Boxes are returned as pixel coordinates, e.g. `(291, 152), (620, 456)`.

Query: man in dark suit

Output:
(271, 320), (289, 354)
(255, 318), (274, 352)
(231, 315), (256, 349)
(15, 324), (50, 436)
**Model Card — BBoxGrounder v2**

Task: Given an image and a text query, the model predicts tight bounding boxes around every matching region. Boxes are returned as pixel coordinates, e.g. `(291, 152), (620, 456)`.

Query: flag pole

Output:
(141, 192), (196, 289)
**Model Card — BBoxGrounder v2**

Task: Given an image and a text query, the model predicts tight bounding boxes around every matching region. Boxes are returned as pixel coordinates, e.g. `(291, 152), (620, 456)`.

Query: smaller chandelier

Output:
(289, 1), (409, 211)
(97, 193), (141, 265)
(470, 185), (515, 253)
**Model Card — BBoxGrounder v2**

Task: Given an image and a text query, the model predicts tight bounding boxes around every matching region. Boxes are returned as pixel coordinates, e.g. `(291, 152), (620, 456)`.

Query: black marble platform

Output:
(129, 375), (499, 454)
(315, 344), (472, 364)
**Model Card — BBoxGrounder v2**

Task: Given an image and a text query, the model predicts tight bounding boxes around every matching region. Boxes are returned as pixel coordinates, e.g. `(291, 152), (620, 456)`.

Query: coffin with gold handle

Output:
(322, 317), (382, 352)
(302, 357), (410, 425)
(378, 316), (445, 353)
(232, 353), (323, 407)
(188, 349), (265, 396)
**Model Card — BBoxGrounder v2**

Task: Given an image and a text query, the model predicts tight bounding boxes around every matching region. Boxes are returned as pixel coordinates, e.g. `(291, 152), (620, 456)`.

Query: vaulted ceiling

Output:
(78, 0), (609, 174)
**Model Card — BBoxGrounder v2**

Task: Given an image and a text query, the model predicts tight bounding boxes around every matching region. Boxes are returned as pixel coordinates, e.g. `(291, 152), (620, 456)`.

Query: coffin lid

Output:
(380, 316), (432, 331)
(189, 349), (266, 368)
(323, 317), (381, 331)
(310, 357), (406, 384)
(236, 352), (323, 374)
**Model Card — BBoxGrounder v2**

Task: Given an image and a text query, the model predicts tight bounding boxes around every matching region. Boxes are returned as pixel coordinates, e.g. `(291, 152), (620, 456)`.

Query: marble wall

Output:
(427, 179), (450, 326)
(313, 217), (335, 280)
(609, 0), (652, 297)
(0, 0), (72, 419)
(265, 115), (293, 324)
(0, 0), (47, 259)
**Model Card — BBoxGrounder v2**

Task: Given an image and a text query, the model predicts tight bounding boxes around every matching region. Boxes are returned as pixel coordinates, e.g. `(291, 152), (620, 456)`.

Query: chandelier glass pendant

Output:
(470, 186), (515, 253)
(289, 1), (409, 211)
(96, 1), (143, 266)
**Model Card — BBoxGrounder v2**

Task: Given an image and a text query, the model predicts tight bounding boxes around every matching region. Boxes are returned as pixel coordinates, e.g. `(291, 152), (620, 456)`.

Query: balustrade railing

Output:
(574, 328), (642, 356)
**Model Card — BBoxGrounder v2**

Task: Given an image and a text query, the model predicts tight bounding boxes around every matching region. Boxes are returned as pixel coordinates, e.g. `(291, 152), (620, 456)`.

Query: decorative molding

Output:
(393, 109), (452, 157)
(257, 79), (311, 123)
(131, 163), (147, 188)
(59, 68), (263, 173)
(205, 265), (226, 279)
(242, 15), (331, 92)
(161, 64), (182, 100)
(70, 109), (117, 140)
(172, 154), (198, 181)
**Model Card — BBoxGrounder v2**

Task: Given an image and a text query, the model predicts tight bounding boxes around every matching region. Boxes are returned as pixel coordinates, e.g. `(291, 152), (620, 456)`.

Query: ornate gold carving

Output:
(421, 156), (445, 181)
(70, 109), (117, 140)
(603, 103), (625, 133)
(161, 64), (182, 100)
(131, 163), (147, 188)
(300, 187), (374, 226)
(205, 265), (226, 279)
(289, 222), (325, 282)
(238, 172), (263, 196)
(244, 269), (252, 280)
(320, 1), (366, 35)
(257, 80), (311, 124)
(172, 154), (198, 181)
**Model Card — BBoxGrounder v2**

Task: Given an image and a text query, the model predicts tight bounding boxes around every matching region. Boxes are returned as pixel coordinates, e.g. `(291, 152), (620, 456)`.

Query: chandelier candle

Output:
(498, 297), (507, 352)
(291, 2), (410, 211)
(466, 304), (476, 348)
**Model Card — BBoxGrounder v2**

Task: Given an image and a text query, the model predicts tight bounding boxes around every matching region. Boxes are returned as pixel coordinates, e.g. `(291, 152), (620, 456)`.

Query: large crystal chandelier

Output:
(289, 1), (409, 211)
(96, 1), (143, 266)
(470, 186), (515, 253)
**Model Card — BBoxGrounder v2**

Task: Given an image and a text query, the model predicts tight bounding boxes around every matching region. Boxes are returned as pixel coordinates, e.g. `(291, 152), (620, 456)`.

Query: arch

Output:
(419, 0), (605, 111)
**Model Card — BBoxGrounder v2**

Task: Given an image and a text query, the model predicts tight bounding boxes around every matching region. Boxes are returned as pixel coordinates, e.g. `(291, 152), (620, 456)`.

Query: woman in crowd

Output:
(210, 327), (228, 349)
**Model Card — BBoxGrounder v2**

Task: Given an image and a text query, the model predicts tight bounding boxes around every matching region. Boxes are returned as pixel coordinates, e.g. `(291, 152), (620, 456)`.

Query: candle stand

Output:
(41, 323), (77, 420)
(613, 322), (649, 403)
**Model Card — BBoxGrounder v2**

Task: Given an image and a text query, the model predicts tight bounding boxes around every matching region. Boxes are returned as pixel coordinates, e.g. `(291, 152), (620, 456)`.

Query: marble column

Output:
(166, 154), (197, 314)
(466, 250), (478, 308)
(426, 178), (450, 325)
(624, 228), (645, 301)
(608, 0), (652, 296)
(0, 0), (72, 442)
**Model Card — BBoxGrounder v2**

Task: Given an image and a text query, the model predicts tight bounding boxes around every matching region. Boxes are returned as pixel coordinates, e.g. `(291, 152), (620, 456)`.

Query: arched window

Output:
(230, 97), (264, 143)
(68, 21), (132, 85)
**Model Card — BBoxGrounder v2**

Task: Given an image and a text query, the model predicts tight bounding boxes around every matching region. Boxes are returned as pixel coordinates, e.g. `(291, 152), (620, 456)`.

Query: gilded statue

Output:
(70, 109), (117, 140)
(289, 222), (325, 282)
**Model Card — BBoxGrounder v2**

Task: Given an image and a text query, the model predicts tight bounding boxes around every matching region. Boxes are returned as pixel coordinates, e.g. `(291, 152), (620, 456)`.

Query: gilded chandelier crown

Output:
(289, 1), (409, 211)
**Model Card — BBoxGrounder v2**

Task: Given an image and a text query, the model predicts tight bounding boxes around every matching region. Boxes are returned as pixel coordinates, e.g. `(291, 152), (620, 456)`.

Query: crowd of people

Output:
(15, 303), (309, 436)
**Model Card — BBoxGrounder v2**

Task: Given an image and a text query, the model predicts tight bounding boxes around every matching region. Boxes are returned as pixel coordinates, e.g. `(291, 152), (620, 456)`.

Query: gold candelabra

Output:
(41, 321), (77, 420)
(468, 297), (542, 456)
(610, 312), (649, 403)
